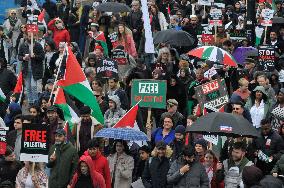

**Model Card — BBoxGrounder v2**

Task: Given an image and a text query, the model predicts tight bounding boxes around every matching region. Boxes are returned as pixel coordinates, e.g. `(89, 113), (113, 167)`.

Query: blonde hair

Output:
(238, 78), (249, 87)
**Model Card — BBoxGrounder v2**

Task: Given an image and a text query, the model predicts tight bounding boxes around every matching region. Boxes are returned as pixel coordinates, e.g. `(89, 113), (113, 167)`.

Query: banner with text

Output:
(195, 79), (229, 110)
(20, 124), (50, 162)
(0, 127), (9, 155)
(96, 58), (119, 78)
(258, 45), (275, 71)
(131, 79), (167, 109)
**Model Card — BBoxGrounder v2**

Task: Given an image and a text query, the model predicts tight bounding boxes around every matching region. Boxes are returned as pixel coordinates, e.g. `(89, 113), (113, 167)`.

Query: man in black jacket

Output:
(18, 32), (45, 105)
(252, 118), (284, 175)
(127, 0), (143, 51)
(0, 57), (16, 118)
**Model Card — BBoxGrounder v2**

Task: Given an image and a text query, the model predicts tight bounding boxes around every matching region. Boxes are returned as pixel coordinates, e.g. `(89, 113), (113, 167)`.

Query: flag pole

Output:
(113, 99), (142, 127)
(48, 45), (67, 103)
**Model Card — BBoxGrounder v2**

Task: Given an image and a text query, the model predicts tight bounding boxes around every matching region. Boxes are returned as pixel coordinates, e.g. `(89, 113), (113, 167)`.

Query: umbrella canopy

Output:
(95, 128), (148, 141)
(186, 112), (259, 138)
(95, 2), (131, 13)
(232, 47), (258, 65)
(188, 46), (238, 67)
(153, 29), (195, 46)
(273, 17), (284, 24)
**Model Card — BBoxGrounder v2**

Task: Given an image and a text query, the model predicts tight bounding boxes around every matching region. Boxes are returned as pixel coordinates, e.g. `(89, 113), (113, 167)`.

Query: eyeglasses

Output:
(233, 108), (240, 110)
(55, 21), (61, 24)
(11, 13), (16, 15)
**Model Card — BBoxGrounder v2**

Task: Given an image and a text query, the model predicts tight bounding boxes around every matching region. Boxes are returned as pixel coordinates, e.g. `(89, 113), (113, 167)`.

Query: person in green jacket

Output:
(47, 128), (79, 188)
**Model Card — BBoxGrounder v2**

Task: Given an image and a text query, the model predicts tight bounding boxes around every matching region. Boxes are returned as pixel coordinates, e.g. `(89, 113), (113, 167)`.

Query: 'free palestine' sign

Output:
(131, 79), (167, 109)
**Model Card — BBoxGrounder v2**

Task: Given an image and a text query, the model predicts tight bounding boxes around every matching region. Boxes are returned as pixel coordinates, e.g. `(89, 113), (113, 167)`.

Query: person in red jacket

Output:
(84, 138), (111, 188)
(69, 155), (106, 188)
(47, 18), (70, 48)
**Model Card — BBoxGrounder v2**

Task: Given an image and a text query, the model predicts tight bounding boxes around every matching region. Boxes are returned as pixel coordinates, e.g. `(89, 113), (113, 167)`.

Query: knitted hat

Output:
(175, 125), (185, 134)
(195, 139), (208, 149)
(242, 166), (263, 186)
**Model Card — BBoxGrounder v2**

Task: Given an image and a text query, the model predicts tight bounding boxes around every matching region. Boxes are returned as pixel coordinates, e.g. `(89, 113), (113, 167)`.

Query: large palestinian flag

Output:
(57, 46), (104, 124)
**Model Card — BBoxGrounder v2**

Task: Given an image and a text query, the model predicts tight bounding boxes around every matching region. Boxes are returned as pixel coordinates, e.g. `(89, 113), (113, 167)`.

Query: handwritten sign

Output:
(131, 79), (167, 109)
(258, 45), (275, 71)
(0, 127), (9, 155)
(96, 58), (119, 78)
(195, 79), (229, 110)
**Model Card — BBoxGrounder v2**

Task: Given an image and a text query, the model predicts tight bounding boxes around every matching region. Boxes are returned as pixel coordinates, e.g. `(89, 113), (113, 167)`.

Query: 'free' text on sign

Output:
(139, 83), (159, 93)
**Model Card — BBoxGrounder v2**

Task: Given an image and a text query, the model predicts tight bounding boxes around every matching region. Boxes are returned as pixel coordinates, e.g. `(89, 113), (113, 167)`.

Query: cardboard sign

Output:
(0, 127), (9, 155)
(112, 49), (127, 59)
(131, 79), (167, 109)
(201, 34), (214, 43)
(20, 124), (50, 162)
(96, 58), (119, 79)
(261, 9), (274, 26)
(209, 9), (223, 26)
(26, 24), (39, 33)
(229, 29), (247, 41)
(195, 79), (229, 110)
(108, 32), (118, 42)
(198, 0), (213, 6)
(258, 45), (275, 71)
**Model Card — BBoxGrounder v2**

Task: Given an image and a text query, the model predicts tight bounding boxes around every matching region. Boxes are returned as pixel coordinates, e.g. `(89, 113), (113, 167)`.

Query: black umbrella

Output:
(186, 112), (259, 138)
(153, 29), (195, 46)
(95, 2), (131, 13)
(273, 17), (284, 24)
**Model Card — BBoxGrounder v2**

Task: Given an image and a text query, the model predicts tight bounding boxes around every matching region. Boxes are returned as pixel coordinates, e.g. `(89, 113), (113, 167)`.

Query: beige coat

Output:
(107, 152), (134, 188)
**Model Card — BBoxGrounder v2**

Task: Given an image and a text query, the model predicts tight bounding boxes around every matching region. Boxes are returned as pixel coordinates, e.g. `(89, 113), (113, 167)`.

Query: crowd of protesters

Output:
(1, 0), (284, 187)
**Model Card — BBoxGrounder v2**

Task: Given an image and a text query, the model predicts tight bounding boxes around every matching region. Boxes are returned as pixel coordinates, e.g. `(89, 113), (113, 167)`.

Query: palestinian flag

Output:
(95, 32), (108, 57)
(57, 46), (104, 124)
(188, 46), (237, 67)
(54, 88), (80, 130)
(0, 87), (6, 102)
(13, 71), (23, 103)
(13, 71), (23, 94)
(113, 102), (139, 128)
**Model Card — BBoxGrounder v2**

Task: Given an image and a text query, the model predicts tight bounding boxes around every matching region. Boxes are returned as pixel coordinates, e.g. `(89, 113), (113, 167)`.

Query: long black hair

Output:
(250, 89), (268, 106)
(111, 139), (131, 155)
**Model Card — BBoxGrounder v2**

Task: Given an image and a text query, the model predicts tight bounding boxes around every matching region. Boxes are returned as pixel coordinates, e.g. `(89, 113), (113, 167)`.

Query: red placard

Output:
(26, 24), (39, 33)
(201, 34), (214, 43)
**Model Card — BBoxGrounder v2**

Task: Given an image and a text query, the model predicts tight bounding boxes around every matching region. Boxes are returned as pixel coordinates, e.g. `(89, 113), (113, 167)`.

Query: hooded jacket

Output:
(104, 95), (126, 127)
(84, 150), (111, 188)
(70, 155), (106, 188)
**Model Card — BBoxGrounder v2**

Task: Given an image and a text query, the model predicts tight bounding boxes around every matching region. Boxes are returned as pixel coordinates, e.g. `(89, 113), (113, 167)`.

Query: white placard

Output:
(203, 135), (219, 145)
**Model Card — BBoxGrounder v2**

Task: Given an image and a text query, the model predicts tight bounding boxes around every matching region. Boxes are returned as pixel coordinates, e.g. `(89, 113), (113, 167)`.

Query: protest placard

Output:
(229, 29), (247, 41)
(0, 127), (9, 155)
(112, 49), (127, 59)
(209, 9), (223, 26)
(261, 9), (274, 26)
(198, 0), (213, 6)
(258, 45), (275, 71)
(20, 124), (50, 162)
(131, 79), (167, 109)
(108, 32), (118, 42)
(203, 135), (219, 145)
(96, 58), (119, 79)
(195, 79), (229, 110)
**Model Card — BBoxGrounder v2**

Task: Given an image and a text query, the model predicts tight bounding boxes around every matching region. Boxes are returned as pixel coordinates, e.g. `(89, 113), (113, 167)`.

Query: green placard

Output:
(131, 79), (167, 109)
